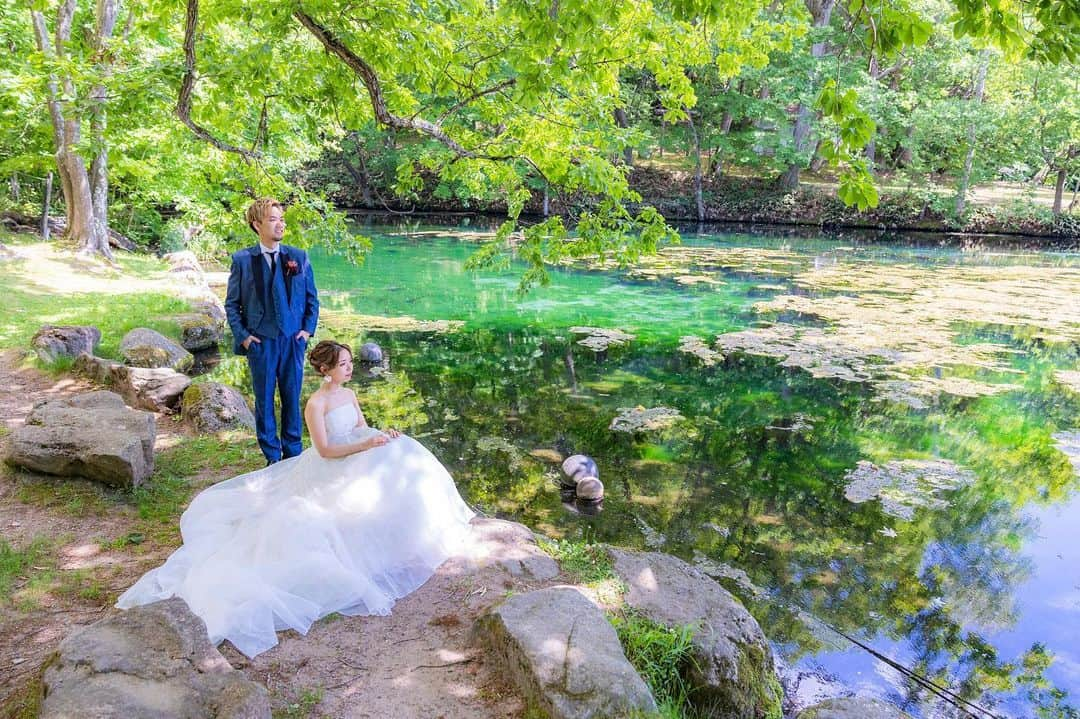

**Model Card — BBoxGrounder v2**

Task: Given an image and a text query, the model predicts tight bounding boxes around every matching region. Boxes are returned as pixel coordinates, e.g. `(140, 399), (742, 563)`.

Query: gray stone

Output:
(73, 352), (121, 385)
(797, 697), (913, 719)
(609, 547), (782, 719)
(472, 586), (656, 719)
(562, 454), (598, 485)
(7, 391), (155, 488)
(110, 364), (192, 413)
(181, 382), (256, 433)
(120, 328), (194, 372)
(42, 597), (270, 719)
(192, 297), (227, 326)
(177, 313), (224, 352)
(466, 518), (560, 581)
(31, 325), (101, 363)
(358, 341), (384, 363)
(163, 250), (204, 275)
(575, 476), (604, 501)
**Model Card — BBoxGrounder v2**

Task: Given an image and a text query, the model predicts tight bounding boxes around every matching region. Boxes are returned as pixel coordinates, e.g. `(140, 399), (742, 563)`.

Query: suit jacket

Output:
(224, 244), (320, 355)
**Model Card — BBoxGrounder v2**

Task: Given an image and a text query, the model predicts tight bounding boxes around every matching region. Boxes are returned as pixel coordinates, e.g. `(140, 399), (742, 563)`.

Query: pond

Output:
(210, 217), (1080, 717)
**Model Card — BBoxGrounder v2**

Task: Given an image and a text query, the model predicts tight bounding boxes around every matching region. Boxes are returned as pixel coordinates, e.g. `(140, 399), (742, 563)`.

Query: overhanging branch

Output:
(178, 0), (259, 159)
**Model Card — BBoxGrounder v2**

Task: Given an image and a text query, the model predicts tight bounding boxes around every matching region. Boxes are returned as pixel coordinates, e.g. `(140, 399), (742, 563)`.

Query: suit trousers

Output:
(247, 333), (306, 462)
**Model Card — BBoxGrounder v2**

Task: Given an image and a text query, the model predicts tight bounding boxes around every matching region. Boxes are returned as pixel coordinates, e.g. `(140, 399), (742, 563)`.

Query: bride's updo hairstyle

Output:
(308, 341), (352, 377)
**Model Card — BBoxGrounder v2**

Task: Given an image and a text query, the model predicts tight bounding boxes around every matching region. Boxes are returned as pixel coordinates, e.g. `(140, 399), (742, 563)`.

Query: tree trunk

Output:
(780, 0), (835, 190)
(1053, 168), (1067, 215)
(686, 108), (705, 222)
(613, 107), (633, 167)
(30, 3), (113, 259)
(89, 0), (118, 255)
(898, 125), (914, 168)
(955, 50), (990, 217)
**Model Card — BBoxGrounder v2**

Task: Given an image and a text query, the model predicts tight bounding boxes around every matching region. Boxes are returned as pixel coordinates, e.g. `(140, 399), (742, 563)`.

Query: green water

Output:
(212, 221), (1080, 717)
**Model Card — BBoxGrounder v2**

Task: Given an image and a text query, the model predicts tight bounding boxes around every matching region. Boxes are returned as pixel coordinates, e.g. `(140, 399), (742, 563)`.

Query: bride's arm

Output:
(305, 397), (387, 459)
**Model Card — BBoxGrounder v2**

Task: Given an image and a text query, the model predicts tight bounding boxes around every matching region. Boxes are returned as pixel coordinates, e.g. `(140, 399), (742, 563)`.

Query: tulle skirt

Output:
(117, 435), (475, 657)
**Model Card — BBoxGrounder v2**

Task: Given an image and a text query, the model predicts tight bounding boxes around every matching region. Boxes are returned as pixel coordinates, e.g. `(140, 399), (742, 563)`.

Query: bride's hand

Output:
(384, 428), (401, 439)
(361, 434), (390, 450)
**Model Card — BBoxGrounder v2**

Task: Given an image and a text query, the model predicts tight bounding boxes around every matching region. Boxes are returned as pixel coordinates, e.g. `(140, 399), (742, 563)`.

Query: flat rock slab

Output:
(471, 585), (656, 719)
(609, 547), (782, 719)
(43, 597), (270, 719)
(120, 327), (194, 373)
(7, 390), (155, 488)
(74, 352), (122, 385)
(797, 697), (913, 719)
(31, 325), (101, 363)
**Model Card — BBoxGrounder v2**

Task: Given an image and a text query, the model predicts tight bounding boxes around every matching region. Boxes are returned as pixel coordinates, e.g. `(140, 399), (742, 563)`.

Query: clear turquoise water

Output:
(265, 220), (1080, 717)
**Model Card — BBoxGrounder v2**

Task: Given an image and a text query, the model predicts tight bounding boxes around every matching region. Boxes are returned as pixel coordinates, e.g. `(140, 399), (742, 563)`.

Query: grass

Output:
(14, 475), (117, 517)
(537, 536), (617, 584)
(272, 686), (325, 719)
(0, 229), (191, 360)
(0, 537), (52, 602)
(610, 611), (699, 719)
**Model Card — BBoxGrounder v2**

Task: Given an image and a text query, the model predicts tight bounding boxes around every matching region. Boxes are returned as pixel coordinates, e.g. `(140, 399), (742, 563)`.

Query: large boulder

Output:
(471, 585), (656, 719)
(177, 313), (224, 352)
(7, 391), (155, 488)
(42, 597), (270, 719)
(608, 548), (783, 719)
(181, 382), (256, 433)
(73, 352), (121, 385)
(163, 250), (204, 275)
(797, 697), (913, 719)
(120, 327), (194, 372)
(31, 325), (101, 363)
(109, 364), (192, 413)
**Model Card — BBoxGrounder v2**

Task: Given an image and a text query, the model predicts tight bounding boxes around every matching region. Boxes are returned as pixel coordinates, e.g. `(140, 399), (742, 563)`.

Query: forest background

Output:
(0, 0), (1078, 279)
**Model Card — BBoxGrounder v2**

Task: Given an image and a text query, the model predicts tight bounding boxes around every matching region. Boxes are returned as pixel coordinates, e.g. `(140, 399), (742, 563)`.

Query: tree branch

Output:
(177, 0), (259, 159)
(294, 8), (478, 158)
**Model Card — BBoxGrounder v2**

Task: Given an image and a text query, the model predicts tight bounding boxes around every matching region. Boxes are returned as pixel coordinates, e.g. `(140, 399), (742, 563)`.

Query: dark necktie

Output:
(267, 251), (277, 275)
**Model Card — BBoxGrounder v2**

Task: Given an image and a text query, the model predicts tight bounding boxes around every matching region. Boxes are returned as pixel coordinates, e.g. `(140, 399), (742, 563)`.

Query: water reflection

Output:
(202, 223), (1080, 717)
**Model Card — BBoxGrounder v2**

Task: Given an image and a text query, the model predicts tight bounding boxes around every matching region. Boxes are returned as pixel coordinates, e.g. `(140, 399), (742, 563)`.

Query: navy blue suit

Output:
(225, 244), (319, 462)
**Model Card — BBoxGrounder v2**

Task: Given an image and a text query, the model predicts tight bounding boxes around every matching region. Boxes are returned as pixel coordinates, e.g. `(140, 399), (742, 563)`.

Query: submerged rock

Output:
(569, 326), (636, 351)
(796, 696), (912, 719)
(679, 335), (723, 366)
(609, 406), (683, 433)
(843, 459), (975, 521)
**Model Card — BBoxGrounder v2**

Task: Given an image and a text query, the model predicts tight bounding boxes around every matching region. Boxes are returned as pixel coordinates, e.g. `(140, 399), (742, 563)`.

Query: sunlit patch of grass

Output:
(0, 537), (52, 603)
(538, 536), (618, 585)
(611, 611), (699, 719)
(0, 236), (191, 358)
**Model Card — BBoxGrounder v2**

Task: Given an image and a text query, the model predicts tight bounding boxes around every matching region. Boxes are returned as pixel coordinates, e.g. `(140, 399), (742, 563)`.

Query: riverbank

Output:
(301, 163), (1080, 241)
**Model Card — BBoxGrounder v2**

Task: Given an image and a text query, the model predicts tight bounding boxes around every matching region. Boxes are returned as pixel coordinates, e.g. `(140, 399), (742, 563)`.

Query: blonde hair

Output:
(245, 198), (283, 235)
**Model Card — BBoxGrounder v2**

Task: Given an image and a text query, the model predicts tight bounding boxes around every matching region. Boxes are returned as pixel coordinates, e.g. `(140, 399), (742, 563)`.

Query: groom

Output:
(225, 198), (320, 464)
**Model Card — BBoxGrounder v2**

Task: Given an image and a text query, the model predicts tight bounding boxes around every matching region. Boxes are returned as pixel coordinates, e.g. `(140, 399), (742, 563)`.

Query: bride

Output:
(117, 340), (475, 657)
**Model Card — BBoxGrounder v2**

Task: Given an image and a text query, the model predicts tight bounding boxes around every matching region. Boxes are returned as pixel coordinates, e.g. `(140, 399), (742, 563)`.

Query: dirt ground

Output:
(0, 350), (543, 718)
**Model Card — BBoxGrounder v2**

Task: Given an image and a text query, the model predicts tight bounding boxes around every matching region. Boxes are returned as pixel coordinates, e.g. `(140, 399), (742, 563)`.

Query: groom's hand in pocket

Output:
(242, 335), (261, 350)
(296, 330), (310, 342)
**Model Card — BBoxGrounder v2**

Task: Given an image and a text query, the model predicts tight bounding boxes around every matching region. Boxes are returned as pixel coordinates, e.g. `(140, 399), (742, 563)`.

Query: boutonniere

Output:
(284, 259), (300, 277)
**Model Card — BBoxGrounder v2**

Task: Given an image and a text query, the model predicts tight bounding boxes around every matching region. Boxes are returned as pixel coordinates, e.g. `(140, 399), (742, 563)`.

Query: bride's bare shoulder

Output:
(305, 390), (328, 412)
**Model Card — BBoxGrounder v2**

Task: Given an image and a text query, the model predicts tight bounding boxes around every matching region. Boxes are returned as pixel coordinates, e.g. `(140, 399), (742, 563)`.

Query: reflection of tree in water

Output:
(374, 325), (1078, 716)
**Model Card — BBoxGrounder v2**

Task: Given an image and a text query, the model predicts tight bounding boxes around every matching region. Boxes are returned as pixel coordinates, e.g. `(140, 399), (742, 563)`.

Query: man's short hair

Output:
(245, 198), (283, 235)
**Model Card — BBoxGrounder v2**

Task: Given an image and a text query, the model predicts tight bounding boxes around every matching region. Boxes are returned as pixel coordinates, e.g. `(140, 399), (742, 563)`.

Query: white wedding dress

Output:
(117, 403), (475, 657)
